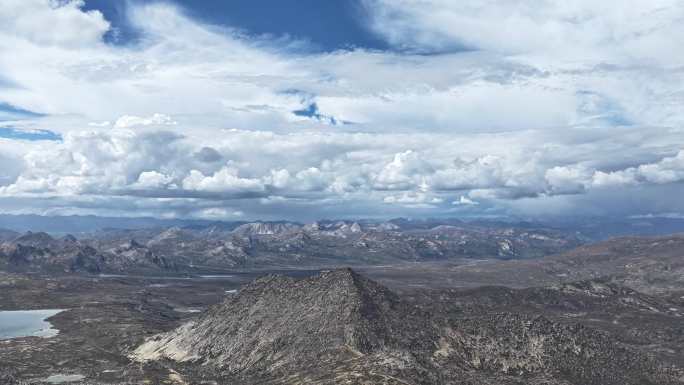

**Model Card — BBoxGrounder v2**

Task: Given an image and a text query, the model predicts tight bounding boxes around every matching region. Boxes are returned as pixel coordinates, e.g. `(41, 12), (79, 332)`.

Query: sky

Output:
(0, 0), (683, 221)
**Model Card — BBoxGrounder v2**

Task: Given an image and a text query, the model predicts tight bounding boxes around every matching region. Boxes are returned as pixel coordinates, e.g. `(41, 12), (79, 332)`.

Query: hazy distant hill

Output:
(3, 214), (684, 275)
(0, 214), (244, 235)
(396, 233), (684, 296)
(0, 221), (586, 273)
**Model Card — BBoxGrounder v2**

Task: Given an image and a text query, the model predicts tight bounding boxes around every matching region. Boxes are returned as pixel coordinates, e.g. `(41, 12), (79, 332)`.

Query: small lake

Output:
(0, 309), (64, 339)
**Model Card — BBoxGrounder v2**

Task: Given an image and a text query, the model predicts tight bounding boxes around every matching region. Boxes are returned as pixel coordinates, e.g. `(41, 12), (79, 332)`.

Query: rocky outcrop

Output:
(10, 231), (59, 249)
(0, 222), (586, 273)
(232, 222), (302, 236)
(132, 269), (679, 384)
(0, 233), (176, 274)
(133, 269), (434, 373)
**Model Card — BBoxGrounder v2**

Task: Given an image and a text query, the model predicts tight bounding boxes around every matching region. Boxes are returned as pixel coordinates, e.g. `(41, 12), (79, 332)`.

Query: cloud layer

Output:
(0, 0), (683, 220)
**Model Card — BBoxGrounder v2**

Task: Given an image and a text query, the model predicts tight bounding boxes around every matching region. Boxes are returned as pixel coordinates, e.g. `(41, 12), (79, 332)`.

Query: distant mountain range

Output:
(0, 220), (584, 274)
(380, 232), (684, 296)
(0, 214), (242, 234)
(2, 214), (684, 275)
(2, 213), (684, 240)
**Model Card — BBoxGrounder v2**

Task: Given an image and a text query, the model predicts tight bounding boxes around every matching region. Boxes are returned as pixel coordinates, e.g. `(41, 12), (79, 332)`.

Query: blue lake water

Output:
(0, 309), (64, 339)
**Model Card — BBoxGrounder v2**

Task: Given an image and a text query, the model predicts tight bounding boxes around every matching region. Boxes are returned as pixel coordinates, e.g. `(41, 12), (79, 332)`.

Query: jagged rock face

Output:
(0, 244), (48, 267)
(435, 279), (682, 319)
(146, 227), (196, 247)
(0, 232), (175, 274)
(133, 269), (435, 376)
(10, 231), (59, 249)
(132, 270), (678, 385)
(0, 222), (584, 273)
(232, 222), (302, 236)
(213, 222), (584, 267)
(437, 314), (679, 385)
(375, 221), (401, 231)
(101, 240), (175, 271)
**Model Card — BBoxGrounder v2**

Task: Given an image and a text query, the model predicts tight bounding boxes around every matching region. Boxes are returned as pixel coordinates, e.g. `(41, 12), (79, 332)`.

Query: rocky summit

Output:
(132, 269), (681, 385)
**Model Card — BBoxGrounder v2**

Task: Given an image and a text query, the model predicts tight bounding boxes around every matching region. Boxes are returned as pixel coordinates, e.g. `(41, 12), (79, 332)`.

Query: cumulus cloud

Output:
(453, 196), (478, 206)
(545, 165), (592, 195)
(194, 147), (223, 163)
(182, 167), (265, 195)
(133, 170), (175, 189)
(364, 0), (684, 64)
(384, 191), (443, 209)
(0, 0), (109, 48)
(114, 113), (177, 129)
(592, 150), (684, 187)
(0, 1), (683, 220)
(374, 150), (433, 190)
(193, 207), (244, 220)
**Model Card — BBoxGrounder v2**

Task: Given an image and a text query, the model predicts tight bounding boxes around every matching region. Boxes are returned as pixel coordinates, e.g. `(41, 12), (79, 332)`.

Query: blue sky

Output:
(83, 0), (388, 51)
(0, 102), (44, 120)
(0, 127), (61, 141)
(0, 0), (683, 221)
(0, 102), (57, 141)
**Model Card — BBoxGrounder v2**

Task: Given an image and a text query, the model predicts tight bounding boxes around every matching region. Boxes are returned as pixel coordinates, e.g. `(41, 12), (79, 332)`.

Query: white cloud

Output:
(182, 167), (265, 194)
(365, 0), (684, 64)
(384, 191), (444, 209)
(453, 196), (478, 206)
(430, 155), (508, 191)
(193, 207), (244, 220)
(267, 169), (291, 189)
(0, 0), (109, 48)
(133, 170), (175, 189)
(591, 150), (684, 187)
(374, 150), (433, 190)
(0, 1), (683, 219)
(114, 113), (177, 129)
(545, 165), (592, 195)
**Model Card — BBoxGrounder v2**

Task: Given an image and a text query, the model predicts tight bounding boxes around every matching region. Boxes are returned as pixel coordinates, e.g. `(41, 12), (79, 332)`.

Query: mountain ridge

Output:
(0, 221), (586, 274)
(131, 269), (680, 384)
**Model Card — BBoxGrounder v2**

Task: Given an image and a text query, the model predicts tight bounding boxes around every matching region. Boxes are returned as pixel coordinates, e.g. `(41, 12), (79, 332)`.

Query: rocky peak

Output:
(303, 221), (320, 231)
(148, 226), (194, 245)
(156, 226), (182, 238)
(132, 269), (677, 384)
(307, 221), (366, 238)
(376, 221), (400, 231)
(61, 234), (78, 243)
(11, 231), (56, 248)
(132, 268), (431, 373)
(232, 222), (301, 236)
(125, 239), (145, 249)
(0, 243), (46, 265)
(241, 268), (398, 317)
